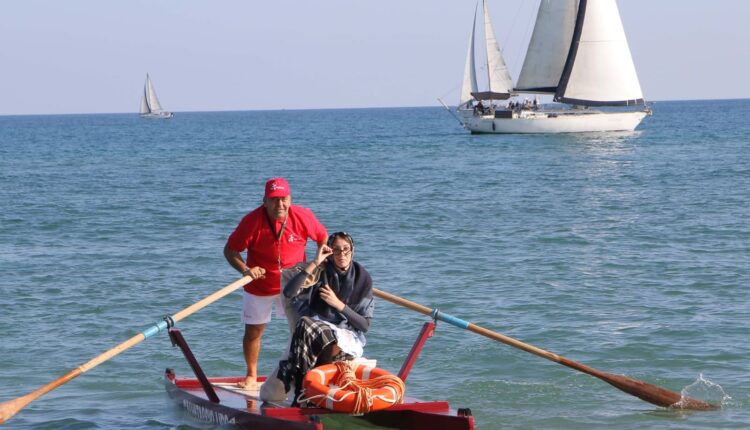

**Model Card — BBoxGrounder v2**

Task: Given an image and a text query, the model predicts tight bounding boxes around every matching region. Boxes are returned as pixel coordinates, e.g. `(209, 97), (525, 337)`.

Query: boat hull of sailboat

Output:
(140, 111), (174, 119)
(458, 108), (647, 134)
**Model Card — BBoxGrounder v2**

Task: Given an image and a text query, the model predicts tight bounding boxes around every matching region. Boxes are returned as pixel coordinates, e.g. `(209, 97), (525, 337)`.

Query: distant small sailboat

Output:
(139, 74), (174, 119)
(450, 0), (651, 134)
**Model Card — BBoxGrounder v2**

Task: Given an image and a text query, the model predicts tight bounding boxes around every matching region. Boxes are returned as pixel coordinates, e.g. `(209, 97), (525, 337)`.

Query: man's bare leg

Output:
(239, 323), (265, 389)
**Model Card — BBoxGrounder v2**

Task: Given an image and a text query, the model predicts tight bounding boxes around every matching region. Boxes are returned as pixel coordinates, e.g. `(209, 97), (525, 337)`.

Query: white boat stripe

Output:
(362, 366), (373, 380)
(326, 387), (340, 410)
(311, 369), (326, 385)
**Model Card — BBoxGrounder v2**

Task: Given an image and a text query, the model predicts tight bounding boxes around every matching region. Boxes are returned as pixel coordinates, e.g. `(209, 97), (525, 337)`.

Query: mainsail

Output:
(555, 0), (644, 106)
(515, 0), (577, 94)
(139, 93), (150, 115)
(472, 0), (513, 101)
(143, 73), (162, 112)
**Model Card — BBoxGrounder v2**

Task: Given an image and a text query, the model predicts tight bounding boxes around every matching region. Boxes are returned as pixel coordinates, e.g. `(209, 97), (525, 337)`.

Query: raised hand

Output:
(319, 284), (345, 311)
(314, 244), (333, 266)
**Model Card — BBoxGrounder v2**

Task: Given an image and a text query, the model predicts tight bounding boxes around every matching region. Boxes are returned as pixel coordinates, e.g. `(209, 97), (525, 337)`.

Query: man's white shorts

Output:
(242, 292), (284, 325)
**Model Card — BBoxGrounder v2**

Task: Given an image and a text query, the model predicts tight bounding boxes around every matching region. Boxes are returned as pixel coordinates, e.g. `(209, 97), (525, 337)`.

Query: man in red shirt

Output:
(224, 178), (328, 389)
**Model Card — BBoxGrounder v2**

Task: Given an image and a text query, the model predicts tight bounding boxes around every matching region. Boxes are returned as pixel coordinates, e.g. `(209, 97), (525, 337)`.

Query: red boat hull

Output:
(165, 372), (475, 430)
(164, 321), (475, 429)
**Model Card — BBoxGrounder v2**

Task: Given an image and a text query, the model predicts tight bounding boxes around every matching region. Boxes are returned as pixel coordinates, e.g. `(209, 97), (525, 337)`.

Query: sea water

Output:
(1, 100), (749, 429)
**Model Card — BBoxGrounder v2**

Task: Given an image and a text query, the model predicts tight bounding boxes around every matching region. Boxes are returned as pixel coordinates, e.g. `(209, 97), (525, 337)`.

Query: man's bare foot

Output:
(237, 376), (261, 391)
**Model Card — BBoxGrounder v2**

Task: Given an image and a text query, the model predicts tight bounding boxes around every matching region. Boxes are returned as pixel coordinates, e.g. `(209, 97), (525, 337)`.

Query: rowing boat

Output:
(165, 321), (476, 429)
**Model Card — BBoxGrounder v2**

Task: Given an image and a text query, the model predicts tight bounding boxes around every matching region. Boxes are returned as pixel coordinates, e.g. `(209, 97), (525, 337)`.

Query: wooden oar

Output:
(0, 276), (252, 425)
(373, 288), (718, 410)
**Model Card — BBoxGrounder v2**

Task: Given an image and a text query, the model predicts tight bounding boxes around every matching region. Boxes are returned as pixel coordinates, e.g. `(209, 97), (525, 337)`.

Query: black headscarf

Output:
(307, 260), (373, 329)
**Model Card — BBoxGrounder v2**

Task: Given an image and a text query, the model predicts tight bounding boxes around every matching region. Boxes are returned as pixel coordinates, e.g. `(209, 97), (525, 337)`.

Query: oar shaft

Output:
(373, 288), (431, 314)
(172, 276), (250, 322)
(373, 288), (561, 361)
(372, 288), (717, 411)
(0, 276), (251, 425)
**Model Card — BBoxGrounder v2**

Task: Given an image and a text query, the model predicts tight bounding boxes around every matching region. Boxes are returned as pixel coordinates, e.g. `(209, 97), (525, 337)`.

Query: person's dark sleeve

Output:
(341, 305), (370, 332)
(340, 269), (373, 332)
(283, 269), (309, 298)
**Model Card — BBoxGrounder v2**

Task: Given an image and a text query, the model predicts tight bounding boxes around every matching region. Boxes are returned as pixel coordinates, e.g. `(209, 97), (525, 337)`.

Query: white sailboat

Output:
(455, 0), (650, 134)
(139, 74), (174, 119)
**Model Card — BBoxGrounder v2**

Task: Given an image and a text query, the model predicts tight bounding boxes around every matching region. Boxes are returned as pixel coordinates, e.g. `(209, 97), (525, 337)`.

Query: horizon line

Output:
(1, 97), (748, 118)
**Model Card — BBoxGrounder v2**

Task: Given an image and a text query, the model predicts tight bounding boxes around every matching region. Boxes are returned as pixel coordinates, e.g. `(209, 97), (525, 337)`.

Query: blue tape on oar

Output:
(431, 308), (470, 330)
(141, 316), (174, 339)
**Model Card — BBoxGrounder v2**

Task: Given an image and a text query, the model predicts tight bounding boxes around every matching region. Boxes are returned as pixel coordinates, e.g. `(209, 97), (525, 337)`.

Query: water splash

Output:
(674, 373), (730, 409)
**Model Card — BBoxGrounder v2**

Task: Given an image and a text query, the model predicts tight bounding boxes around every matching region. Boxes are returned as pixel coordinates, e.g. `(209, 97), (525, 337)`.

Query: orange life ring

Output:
(302, 361), (405, 414)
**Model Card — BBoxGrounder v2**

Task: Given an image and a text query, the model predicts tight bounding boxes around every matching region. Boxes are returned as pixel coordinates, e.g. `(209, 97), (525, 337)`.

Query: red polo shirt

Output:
(226, 204), (327, 296)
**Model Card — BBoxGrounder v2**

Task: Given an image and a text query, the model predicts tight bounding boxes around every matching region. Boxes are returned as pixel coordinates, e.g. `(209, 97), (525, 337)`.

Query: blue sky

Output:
(1, 0), (749, 115)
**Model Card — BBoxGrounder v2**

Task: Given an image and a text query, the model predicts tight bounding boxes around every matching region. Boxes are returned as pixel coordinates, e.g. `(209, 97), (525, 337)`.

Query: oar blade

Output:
(0, 393), (33, 424)
(601, 372), (718, 411)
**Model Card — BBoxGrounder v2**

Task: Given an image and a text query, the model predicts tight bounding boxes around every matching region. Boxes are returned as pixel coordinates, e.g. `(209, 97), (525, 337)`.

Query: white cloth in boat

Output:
(312, 317), (366, 358)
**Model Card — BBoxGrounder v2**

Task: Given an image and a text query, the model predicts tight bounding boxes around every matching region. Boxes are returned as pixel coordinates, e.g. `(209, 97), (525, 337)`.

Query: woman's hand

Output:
(314, 244), (333, 266)
(319, 284), (345, 311)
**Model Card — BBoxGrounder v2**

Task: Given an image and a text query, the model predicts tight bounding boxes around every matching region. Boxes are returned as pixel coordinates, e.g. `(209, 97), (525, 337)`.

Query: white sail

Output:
(139, 93), (150, 115)
(139, 74), (173, 118)
(144, 74), (164, 112)
(482, 0), (513, 98)
(459, 5), (479, 106)
(555, 0), (644, 106)
(516, 0), (577, 94)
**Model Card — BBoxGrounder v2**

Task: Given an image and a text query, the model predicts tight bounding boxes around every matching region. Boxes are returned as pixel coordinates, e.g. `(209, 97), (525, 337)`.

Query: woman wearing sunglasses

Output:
(276, 231), (374, 404)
